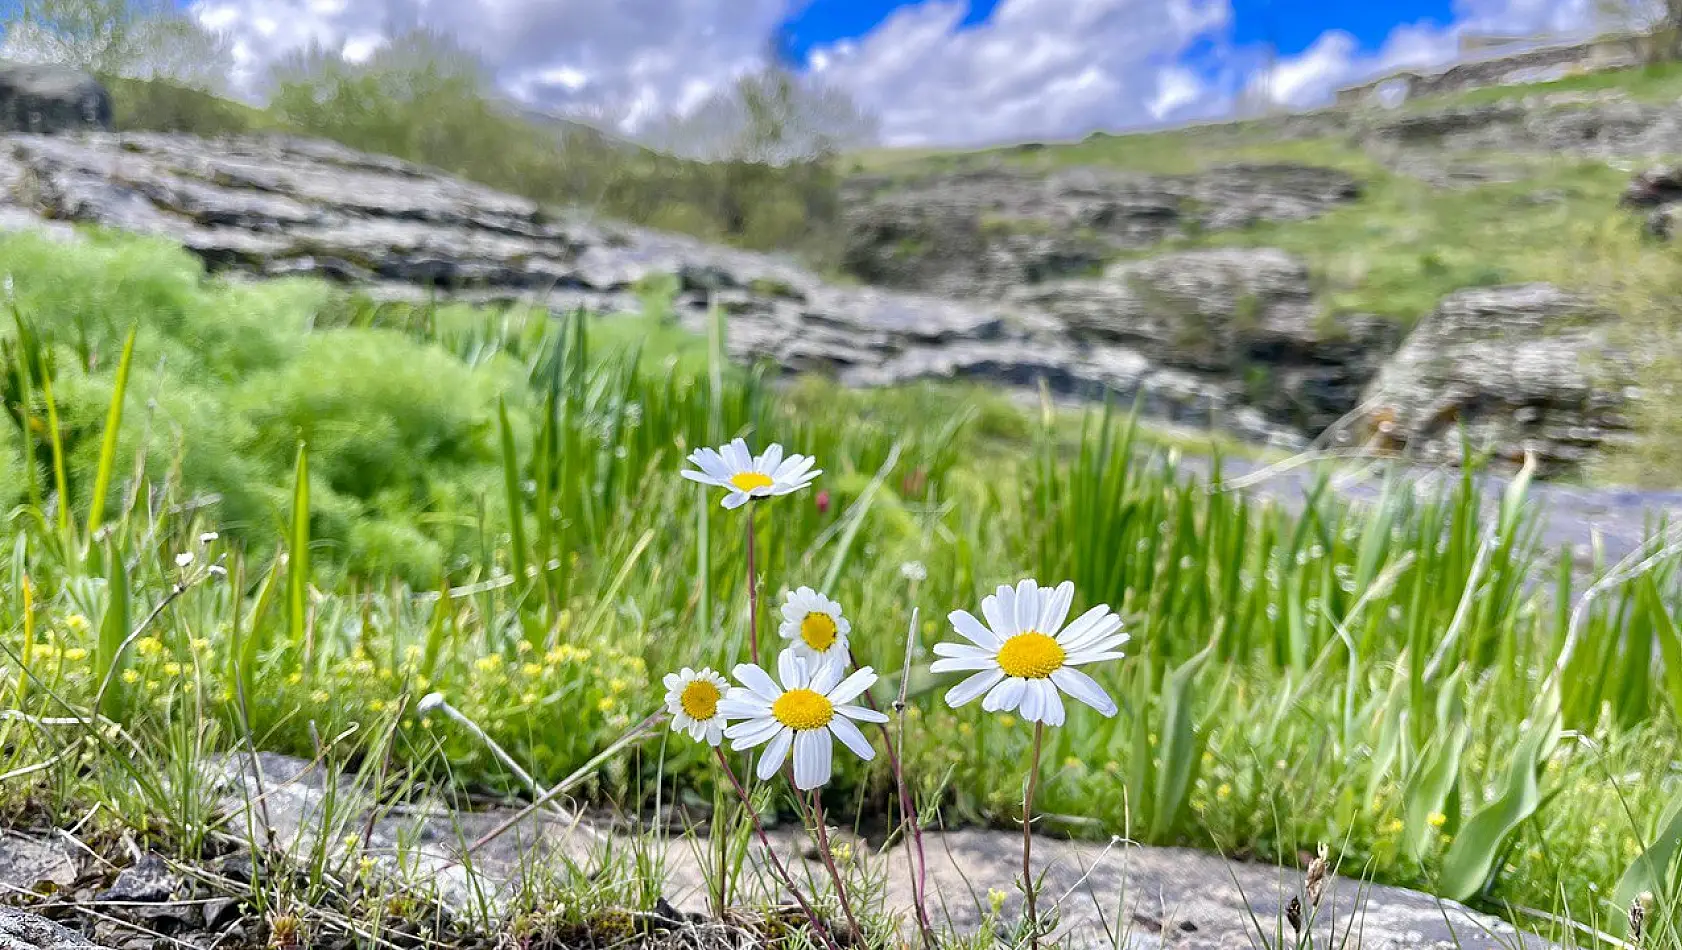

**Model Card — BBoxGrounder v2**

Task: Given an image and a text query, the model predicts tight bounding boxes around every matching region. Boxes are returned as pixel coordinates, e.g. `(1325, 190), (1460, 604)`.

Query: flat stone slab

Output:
(206, 753), (1543, 950)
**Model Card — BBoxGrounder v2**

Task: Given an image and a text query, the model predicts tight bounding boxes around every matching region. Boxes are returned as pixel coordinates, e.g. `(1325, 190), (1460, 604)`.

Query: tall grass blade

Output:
(85, 328), (136, 540)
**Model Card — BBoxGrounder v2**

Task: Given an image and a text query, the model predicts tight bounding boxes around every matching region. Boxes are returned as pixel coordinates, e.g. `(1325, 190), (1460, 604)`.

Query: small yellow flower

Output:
(610, 678), (628, 694)
(1063, 756), (1082, 770)
(521, 692), (539, 705)
(136, 637), (163, 658)
(1428, 813), (1447, 828)
(1386, 819), (1404, 834)
(163, 662), (182, 677)
(597, 696), (617, 712)
(516, 640), (533, 654)
(996, 715), (1016, 729)
(190, 638), (210, 653)
(521, 663), (543, 678)
(370, 700), (386, 713)
(286, 672), (303, 685)
(145, 680), (160, 692)
(311, 690), (330, 704)
(957, 722), (973, 736)
(988, 889), (1009, 915)
(475, 655), (504, 674)
(1216, 783), (1232, 799)
(64, 647), (88, 662)
(420, 717), (433, 729)
(65, 614), (90, 634)
(121, 669), (140, 684)
(831, 841), (854, 865)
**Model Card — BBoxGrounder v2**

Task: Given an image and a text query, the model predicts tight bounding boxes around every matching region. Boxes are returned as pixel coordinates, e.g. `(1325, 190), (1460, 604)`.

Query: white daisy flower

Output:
(719, 650), (888, 790)
(933, 579), (1128, 727)
(663, 667), (730, 746)
(778, 586), (852, 669)
(680, 438), (820, 510)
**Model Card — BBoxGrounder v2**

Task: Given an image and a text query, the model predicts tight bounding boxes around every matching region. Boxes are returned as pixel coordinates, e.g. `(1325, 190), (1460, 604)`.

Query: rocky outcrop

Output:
(1012, 249), (1397, 433)
(0, 131), (1317, 448)
(0, 64), (110, 135)
(1360, 284), (1637, 470)
(1361, 93), (1682, 158)
(840, 163), (1361, 296)
(1621, 162), (1682, 237)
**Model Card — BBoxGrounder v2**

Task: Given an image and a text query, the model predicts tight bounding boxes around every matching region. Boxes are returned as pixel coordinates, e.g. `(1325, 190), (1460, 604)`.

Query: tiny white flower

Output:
(662, 666), (730, 746)
(900, 561), (928, 582)
(680, 438), (820, 510)
(778, 586), (852, 670)
(175, 552), (195, 568)
(199, 532), (220, 543)
(934, 579), (1128, 726)
(720, 650), (888, 790)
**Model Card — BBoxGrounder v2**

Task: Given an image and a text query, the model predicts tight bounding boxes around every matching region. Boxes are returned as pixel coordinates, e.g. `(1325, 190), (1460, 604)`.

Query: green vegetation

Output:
(1409, 59), (1682, 109)
(0, 230), (1678, 948)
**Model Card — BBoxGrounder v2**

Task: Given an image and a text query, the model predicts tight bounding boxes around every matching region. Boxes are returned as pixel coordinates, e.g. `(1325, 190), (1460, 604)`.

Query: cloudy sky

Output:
(183, 0), (1610, 148)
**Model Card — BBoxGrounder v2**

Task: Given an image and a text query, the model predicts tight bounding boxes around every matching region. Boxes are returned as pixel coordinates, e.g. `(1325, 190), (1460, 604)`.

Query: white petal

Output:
(705, 722), (724, 747)
(759, 444), (784, 474)
(1014, 579), (1041, 634)
(949, 610), (1001, 649)
(772, 454), (811, 480)
(1057, 607), (1118, 649)
(793, 730), (832, 790)
(725, 438), (752, 472)
(986, 585), (1018, 638)
(983, 677), (1026, 713)
(757, 727), (793, 780)
(810, 659), (845, 695)
(1037, 680), (1066, 726)
(944, 669), (1003, 708)
(777, 649), (805, 689)
(1039, 581), (1075, 636)
(1066, 650), (1128, 665)
(726, 717), (782, 747)
(718, 698), (772, 720)
(693, 448), (733, 479)
(663, 673), (681, 690)
(722, 491), (751, 510)
(733, 665), (782, 702)
(828, 667), (878, 705)
(930, 656), (998, 673)
(836, 703), (888, 723)
(680, 469), (725, 487)
(829, 717), (876, 762)
(1051, 668), (1117, 717)
(1020, 679), (1043, 722)
(934, 642), (993, 659)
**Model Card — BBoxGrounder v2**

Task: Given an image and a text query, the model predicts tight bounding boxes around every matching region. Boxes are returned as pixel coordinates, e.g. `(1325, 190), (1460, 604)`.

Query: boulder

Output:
(1013, 248), (1398, 432)
(0, 909), (111, 950)
(1360, 284), (1636, 470)
(0, 64), (110, 134)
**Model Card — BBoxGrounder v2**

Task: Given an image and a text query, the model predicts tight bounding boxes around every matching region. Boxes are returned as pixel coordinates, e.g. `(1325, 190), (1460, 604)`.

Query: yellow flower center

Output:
(730, 471), (774, 493)
(996, 632), (1065, 679)
(800, 612), (839, 651)
(772, 688), (834, 731)
(679, 680), (721, 720)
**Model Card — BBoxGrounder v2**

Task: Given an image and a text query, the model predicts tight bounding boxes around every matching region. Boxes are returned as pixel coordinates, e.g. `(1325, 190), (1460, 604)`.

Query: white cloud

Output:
(189, 0), (790, 128)
(188, 0), (1600, 147)
(807, 0), (1230, 147)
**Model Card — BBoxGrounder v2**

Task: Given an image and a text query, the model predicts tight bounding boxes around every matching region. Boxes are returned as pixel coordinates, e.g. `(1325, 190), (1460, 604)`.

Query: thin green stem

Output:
(1024, 721), (1045, 949)
(809, 790), (865, 945)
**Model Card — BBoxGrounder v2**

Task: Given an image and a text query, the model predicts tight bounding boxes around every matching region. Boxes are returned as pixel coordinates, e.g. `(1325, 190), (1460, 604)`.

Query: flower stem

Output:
(852, 640), (936, 950)
(714, 748), (838, 950)
(809, 790), (865, 946)
(1023, 721), (1045, 949)
(745, 507), (760, 664)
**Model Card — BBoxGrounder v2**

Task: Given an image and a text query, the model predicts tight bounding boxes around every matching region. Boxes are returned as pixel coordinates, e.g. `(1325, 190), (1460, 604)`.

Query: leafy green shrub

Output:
(107, 76), (265, 135)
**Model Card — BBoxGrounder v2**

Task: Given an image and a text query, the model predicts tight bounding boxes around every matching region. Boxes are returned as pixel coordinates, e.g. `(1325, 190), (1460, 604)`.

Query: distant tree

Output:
(647, 64), (878, 165)
(0, 0), (233, 90)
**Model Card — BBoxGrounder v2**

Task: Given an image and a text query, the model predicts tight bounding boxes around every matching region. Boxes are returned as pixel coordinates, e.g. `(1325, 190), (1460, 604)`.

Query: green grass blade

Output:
(1438, 713), (1557, 900)
(85, 328), (136, 540)
(95, 539), (132, 721)
(287, 442), (311, 664)
(498, 397), (530, 589)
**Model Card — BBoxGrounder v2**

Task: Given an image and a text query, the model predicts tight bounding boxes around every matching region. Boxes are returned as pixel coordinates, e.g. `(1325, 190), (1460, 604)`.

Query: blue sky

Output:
(784, 0), (1458, 65)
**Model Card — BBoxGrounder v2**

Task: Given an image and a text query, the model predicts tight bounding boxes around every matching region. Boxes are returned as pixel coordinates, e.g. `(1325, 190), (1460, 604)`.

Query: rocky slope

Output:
(2, 72), (1675, 469)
